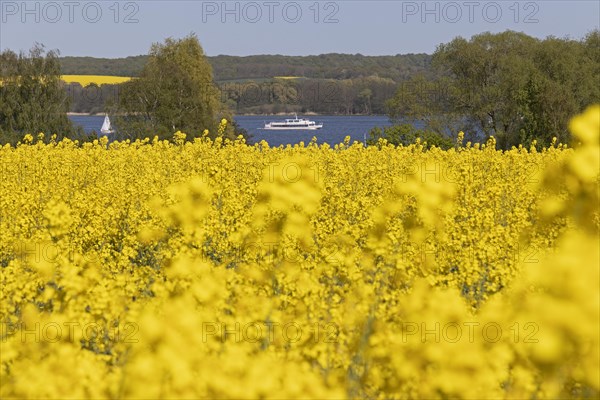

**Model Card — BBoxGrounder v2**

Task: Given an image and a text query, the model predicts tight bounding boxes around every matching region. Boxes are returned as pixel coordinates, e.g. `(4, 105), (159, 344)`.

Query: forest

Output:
(60, 53), (433, 115)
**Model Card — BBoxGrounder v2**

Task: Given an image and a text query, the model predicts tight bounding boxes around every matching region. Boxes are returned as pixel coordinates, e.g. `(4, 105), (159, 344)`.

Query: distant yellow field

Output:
(61, 75), (132, 86)
(274, 76), (301, 80)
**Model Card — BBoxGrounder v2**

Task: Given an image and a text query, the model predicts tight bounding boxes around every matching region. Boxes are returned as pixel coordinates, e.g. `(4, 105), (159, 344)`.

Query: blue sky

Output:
(1, 1), (599, 57)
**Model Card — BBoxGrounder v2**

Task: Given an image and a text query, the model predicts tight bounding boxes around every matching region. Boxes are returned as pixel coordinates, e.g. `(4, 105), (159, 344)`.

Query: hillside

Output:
(59, 53), (437, 115)
(59, 55), (148, 77)
(59, 53), (433, 82)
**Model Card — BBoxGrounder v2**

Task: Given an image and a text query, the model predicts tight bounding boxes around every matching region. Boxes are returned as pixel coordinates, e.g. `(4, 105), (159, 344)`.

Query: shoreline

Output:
(67, 112), (389, 117)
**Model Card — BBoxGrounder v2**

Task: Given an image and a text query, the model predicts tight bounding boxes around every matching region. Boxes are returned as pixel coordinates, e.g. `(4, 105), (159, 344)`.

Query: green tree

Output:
(514, 34), (597, 148)
(112, 34), (236, 140)
(386, 30), (600, 149)
(0, 44), (80, 144)
(385, 74), (472, 141)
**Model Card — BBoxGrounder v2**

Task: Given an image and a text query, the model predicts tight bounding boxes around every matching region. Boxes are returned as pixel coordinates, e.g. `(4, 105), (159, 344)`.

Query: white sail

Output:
(100, 115), (113, 134)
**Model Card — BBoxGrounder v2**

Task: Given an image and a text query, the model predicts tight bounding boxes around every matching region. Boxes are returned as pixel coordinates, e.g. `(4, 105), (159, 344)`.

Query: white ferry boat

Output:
(263, 114), (323, 130)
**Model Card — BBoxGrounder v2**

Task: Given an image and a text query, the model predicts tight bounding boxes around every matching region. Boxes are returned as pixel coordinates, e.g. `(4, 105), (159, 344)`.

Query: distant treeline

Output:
(67, 76), (399, 115)
(62, 53), (434, 115)
(60, 53), (433, 82)
(59, 55), (147, 78)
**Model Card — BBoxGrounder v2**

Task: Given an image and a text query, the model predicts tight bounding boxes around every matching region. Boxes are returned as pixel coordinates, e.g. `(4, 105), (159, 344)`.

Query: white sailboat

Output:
(100, 114), (114, 135)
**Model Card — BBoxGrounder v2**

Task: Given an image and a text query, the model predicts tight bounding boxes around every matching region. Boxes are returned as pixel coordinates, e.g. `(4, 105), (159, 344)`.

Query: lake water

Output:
(69, 115), (399, 146)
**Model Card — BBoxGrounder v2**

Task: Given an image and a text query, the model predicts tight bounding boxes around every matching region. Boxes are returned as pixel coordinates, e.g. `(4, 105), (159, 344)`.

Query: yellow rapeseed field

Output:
(61, 75), (132, 86)
(0, 107), (598, 399)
